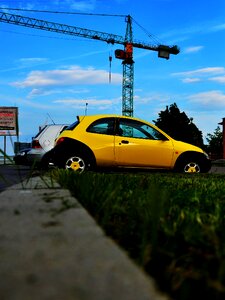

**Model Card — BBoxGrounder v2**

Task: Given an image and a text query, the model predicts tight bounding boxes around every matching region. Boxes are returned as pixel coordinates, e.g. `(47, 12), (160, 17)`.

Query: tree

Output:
(153, 103), (204, 147)
(206, 126), (223, 159)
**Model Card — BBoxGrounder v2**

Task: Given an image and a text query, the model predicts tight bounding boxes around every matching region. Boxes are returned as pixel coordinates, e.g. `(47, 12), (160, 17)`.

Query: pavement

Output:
(0, 162), (224, 300)
(210, 160), (225, 174)
(0, 175), (168, 300)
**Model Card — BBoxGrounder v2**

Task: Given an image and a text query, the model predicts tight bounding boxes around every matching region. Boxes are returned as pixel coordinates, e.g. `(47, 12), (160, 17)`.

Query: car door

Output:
(86, 117), (116, 166)
(114, 118), (174, 168)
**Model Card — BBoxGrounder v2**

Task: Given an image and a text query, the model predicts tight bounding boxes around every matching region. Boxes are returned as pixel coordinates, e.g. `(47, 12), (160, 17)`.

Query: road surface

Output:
(0, 163), (224, 193)
(0, 164), (33, 192)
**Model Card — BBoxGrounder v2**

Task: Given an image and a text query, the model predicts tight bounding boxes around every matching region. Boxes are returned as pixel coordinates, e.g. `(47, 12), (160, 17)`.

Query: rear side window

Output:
(87, 118), (115, 135)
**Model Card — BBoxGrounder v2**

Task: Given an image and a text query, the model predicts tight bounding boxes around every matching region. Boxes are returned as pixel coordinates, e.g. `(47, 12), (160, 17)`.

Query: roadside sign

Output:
(0, 107), (18, 136)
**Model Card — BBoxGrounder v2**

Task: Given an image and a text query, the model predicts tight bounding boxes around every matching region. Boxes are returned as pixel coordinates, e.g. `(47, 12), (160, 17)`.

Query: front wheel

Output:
(183, 161), (201, 173)
(175, 157), (203, 173)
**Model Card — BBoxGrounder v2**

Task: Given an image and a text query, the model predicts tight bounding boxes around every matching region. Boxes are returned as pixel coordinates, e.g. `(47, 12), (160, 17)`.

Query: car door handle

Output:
(121, 140), (129, 144)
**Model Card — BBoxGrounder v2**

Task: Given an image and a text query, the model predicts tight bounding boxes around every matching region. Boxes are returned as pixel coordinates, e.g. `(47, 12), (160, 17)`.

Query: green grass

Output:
(51, 170), (225, 300)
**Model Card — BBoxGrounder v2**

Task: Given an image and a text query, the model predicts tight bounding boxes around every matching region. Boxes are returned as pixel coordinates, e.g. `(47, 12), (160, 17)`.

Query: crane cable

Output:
(131, 17), (164, 45)
(0, 7), (166, 45)
(0, 7), (126, 18)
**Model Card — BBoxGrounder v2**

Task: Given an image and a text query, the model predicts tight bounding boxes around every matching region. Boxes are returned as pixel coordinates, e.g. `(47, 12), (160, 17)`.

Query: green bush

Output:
(51, 170), (225, 300)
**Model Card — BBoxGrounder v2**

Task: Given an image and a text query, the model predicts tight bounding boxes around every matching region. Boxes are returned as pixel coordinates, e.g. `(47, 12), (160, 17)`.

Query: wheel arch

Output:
(174, 151), (205, 171)
(54, 138), (96, 168)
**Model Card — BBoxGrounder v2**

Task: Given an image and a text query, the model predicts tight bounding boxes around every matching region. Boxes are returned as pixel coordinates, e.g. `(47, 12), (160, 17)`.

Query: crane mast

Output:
(122, 15), (134, 116)
(0, 11), (179, 117)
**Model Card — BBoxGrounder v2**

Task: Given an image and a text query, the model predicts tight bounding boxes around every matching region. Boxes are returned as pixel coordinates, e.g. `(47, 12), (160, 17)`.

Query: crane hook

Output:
(109, 55), (112, 83)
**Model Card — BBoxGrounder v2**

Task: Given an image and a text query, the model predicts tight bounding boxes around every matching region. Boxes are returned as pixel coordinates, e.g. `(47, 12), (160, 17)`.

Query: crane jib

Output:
(0, 12), (125, 45)
(0, 10), (180, 117)
(0, 11), (179, 54)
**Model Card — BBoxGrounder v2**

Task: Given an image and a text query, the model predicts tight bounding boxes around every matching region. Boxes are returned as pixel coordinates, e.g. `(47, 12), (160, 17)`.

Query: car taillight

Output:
(56, 137), (65, 145)
(32, 140), (42, 149)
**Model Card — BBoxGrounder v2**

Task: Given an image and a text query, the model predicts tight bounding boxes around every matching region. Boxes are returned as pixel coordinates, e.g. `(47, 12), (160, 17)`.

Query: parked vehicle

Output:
(42, 115), (211, 173)
(26, 124), (68, 165)
(13, 148), (31, 165)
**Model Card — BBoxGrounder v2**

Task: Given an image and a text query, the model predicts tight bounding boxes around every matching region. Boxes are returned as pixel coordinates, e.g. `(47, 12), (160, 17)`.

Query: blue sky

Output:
(0, 0), (225, 154)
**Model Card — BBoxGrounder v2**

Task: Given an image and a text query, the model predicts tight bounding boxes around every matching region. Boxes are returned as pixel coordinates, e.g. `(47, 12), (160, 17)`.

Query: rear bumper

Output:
(26, 149), (45, 163)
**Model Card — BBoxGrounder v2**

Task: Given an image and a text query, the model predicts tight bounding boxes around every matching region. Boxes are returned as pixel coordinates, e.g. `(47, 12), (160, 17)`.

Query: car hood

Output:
(172, 139), (204, 154)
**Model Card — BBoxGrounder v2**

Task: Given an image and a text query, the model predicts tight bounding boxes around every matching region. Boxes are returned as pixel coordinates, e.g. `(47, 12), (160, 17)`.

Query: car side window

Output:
(119, 119), (167, 140)
(87, 118), (115, 135)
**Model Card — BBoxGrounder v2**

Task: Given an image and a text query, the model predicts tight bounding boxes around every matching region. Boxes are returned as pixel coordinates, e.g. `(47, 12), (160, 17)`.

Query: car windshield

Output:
(66, 120), (79, 131)
(59, 125), (69, 134)
(33, 125), (47, 139)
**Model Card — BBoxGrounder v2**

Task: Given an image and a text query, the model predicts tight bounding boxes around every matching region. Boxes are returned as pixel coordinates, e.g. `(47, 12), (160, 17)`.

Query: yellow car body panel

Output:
(79, 133), (115, 166)
(55, 114), (209, 171)
(114, 136), (174, 168)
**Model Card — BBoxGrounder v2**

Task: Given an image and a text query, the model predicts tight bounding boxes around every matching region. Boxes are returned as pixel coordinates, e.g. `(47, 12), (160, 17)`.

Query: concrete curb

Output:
(0, 176), (169, 300)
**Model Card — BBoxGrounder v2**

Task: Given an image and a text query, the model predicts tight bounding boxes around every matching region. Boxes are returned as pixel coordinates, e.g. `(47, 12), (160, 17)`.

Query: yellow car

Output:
(44, 114), (211, 173)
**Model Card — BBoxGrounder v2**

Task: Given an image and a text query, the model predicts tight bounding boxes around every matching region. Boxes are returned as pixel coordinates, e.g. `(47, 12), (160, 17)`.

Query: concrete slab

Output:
(0, 176), (168, 300)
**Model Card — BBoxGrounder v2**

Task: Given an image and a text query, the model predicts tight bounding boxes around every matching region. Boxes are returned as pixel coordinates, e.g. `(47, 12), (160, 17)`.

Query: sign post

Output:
(0, 107), (18, 164)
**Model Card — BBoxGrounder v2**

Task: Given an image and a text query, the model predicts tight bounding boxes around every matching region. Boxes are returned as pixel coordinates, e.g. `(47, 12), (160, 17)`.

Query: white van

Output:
(26, 124), (68, 165)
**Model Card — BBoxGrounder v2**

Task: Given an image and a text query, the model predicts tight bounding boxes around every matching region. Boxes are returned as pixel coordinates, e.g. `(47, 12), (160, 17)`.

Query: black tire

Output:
(40, 149), (55, 170)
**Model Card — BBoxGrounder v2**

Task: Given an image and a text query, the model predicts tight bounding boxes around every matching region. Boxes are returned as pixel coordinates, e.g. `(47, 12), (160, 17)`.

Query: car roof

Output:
(75, 114), (172, 139)
(44, 124), (68, 127)
(77, 114), (147, 123)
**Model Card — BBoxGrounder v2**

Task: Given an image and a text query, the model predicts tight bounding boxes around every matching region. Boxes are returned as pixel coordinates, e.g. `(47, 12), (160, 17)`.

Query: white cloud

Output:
(27, 87), (90, 98)
(134, 93), (170, 104)
(54, 98), (112, 106)
(11, 65), (122, 88)
(182, 78), (201, 83)
(172, 67), (225, 84)
(183, 46), (203, 54)
(19, 58), (48, 63)
(0, 1), (36, 11)
(172, 67), (225, 77)
(160, 21), (225, 43)
(70, 0), (96, 11)
(53, 98), (114, 110)
(209, 76), (225, 83)
(187, 90), (225, 110)
(17, 98), (58, 110)
(1, 0), (97, 11)
(211, 23), (225, 32)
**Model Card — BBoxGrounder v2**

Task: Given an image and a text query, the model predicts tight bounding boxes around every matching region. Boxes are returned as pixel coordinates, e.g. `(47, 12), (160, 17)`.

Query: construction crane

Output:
(0, 11), (179, 117)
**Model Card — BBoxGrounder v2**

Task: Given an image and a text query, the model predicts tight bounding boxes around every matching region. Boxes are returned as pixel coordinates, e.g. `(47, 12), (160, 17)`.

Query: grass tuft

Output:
(50, 170), (225, 300)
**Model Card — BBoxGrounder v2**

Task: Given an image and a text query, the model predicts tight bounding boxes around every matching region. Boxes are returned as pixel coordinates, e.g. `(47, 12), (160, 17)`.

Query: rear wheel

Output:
(65, 155), (86, 173)
(58, 152), (92, 173)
